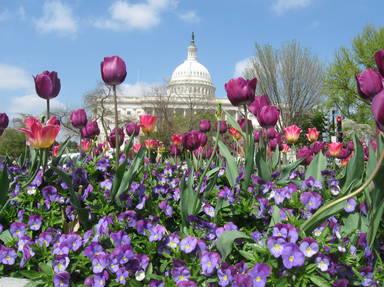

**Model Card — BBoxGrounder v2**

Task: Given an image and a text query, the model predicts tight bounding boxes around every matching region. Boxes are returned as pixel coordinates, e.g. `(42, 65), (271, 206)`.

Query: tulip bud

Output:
(248, 95), (271, 118)
(81, 121), (100, 139)
(108, 128), (124, 148)
(182, 130), (200, 151)
(217, 120), (228, 134)
(125, 122), (140, 137)
(199, 119), (211, 133)
(0, 113), (9, 136)
(258, 106), (280, 129)
(268, 138), (278, 151)
(225, 77), (257, 106)
(253, 130), (261, 142)
(70, 109), (87, 129)
(372, 90), (384, 132)
(375, 49), (384, 77)
(34, 71), (61, 100)
(266, 128), (278, 139)
(355, 68), (383, 100)
(100, 56), (127, 86)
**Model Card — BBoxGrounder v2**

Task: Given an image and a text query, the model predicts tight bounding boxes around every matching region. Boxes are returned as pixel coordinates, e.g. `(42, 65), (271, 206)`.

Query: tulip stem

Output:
(113, 85), (120, 170)
(46, 99), (50, 121)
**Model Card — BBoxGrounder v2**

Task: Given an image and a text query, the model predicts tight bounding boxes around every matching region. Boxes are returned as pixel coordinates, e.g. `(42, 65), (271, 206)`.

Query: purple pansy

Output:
(299, 238), (319, 257)
(200, 251), (221, 275)
(281, 243), (305, 269)
(180, 236), (198, 254)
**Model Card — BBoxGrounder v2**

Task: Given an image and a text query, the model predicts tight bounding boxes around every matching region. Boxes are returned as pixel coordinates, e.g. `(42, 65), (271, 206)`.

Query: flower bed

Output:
(0, 53), (384, 287)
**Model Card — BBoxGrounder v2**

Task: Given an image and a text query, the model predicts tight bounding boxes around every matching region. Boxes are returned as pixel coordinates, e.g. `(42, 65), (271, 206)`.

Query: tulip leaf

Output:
(255, 150), (271, 181)
(305, 152), (327, 182)
(180, 169), (200, 226)
(216, 230), (250, 260)
(218, 140), (239, 187)
(342, 134), (364, 192)
(0, 163), (9, 207)
(272, 149), (280, 170)
(277, 158), (303, 185)
(115, 147), (145, 205)
(223, 110), (245, 138)
(242, 134), (255, 191)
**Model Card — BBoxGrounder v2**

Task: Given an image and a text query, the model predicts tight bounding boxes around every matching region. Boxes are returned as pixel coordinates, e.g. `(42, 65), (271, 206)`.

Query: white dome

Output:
(168, 35), (215, 100)
(170, 58), (213, 86)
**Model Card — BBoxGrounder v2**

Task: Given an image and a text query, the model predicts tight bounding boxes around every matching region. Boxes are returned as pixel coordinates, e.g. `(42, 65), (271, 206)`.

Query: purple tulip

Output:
(257, 105), (280, 128)
(182, 130), (200, 151)
(199, 119), (211, 133)
(297, 146), (313, 165)
(248, 95), (271, 118)
(253, 130), (261, 142)
(170, 144), (181, 156)
(217, 120), (228, 134)
(70, 109), (87, 129)
(375, 49), (384, 77)
(225, 77), (257, 106)
(34, 71), (61, 100)
(101, 56), (127, 86)
(355, 68), (383, 100)
(81, 120), (100, 139)
(0, 113), (9, 136)
(372, 90), (384, 131)
(125, 122), (140, 137)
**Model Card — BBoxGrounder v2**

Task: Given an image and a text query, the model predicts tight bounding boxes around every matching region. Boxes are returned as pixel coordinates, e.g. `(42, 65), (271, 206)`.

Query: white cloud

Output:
(10, 94), (66, 115)
(18, 5), (26, 20)
(234, 58), (252, 77)
(178, 11), (200, 23)
(119, 82), (158, 98)
(272, 0), (313, 15)
(35, 0), (77, 34)
(0, 64), (32, 90)
(93, 0), (177, 30)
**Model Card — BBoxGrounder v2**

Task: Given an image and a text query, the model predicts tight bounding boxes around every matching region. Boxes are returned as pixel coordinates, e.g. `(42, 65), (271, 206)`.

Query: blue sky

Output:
(0, 0), (383, 118)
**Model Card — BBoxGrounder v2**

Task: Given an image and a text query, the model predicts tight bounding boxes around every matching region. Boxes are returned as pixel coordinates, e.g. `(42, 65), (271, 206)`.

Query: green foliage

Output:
(324, 25), (384, 124)
(0, 128), (26, 157)
(295, 109), (327, 144)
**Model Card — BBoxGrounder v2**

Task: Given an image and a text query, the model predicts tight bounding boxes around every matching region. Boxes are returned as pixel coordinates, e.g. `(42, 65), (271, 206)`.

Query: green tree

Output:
(324, 25), (384, 124)
(0, 129), (26, 157)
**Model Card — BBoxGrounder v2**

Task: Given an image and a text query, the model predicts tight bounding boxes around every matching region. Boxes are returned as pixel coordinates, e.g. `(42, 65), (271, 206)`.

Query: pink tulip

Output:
(139, 114), (157, 134)
(19, 116), (60, 149)
(306, 128), (320, 143)
(80, 139), (92, 152)
(284, 125), (302, 144)
(171, 134), (183, 146)
(327, 142), (344, 158)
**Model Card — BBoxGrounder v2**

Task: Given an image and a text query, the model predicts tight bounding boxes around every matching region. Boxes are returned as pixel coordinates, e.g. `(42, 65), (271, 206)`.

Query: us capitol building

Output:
(96, 33), (259, 139)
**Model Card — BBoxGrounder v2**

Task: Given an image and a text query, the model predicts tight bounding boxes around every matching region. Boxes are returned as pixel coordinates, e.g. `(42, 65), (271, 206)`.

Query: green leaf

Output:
(342, 134), (364, 192)
(255, 150), (271, 181)
(223, 110), (246, 138)
(115, 147), (145, 204)
(0, 163), (9, 207)
(340, 212), (360, 236)
(218, 140), (239, 187)
(20, 270), (43, 280)
(277, 158), (303, 185)
(216, 230), (250, 260)
(180, 169), (199, 225)
(271, 149), (280, 170)
(309, 275), (331, 287)
(305, 152), (327, 182)
(0, 230), (13, 245)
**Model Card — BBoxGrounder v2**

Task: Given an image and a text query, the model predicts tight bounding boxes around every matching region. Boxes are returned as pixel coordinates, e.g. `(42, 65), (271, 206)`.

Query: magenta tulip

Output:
(81, 121), (100, 139)
(0, 113), (9, 136)
(225, 77), (257, 106)
(182, 130), (200, 151)
(70, 109), (87, 129)
(253, 130), (261, 142)
(372, 90), (384, 131)
(356, 68), (383, 100)
(101, 56), (127, 86)
(108, 128), (125, 148)
(237, 118), (252, 131)
(170, 144), (181, 156)
(258, 105), (280, 129)
(375, 49), (384, 77)
(248, 95), (271, 118)
(197, 132), (208, 147)
(125, 122), (140, 137)
(199, 120), (211, 133)
(34, 71), (61, 100)
(217, 120), (228, 134)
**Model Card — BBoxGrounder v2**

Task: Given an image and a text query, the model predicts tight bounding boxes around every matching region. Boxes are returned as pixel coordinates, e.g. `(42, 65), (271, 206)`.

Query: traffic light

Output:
(336, 116), (343, 142)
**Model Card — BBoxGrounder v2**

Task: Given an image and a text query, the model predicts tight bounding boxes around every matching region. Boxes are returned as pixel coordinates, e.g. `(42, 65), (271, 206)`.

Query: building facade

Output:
(97, 33), (259, 139)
